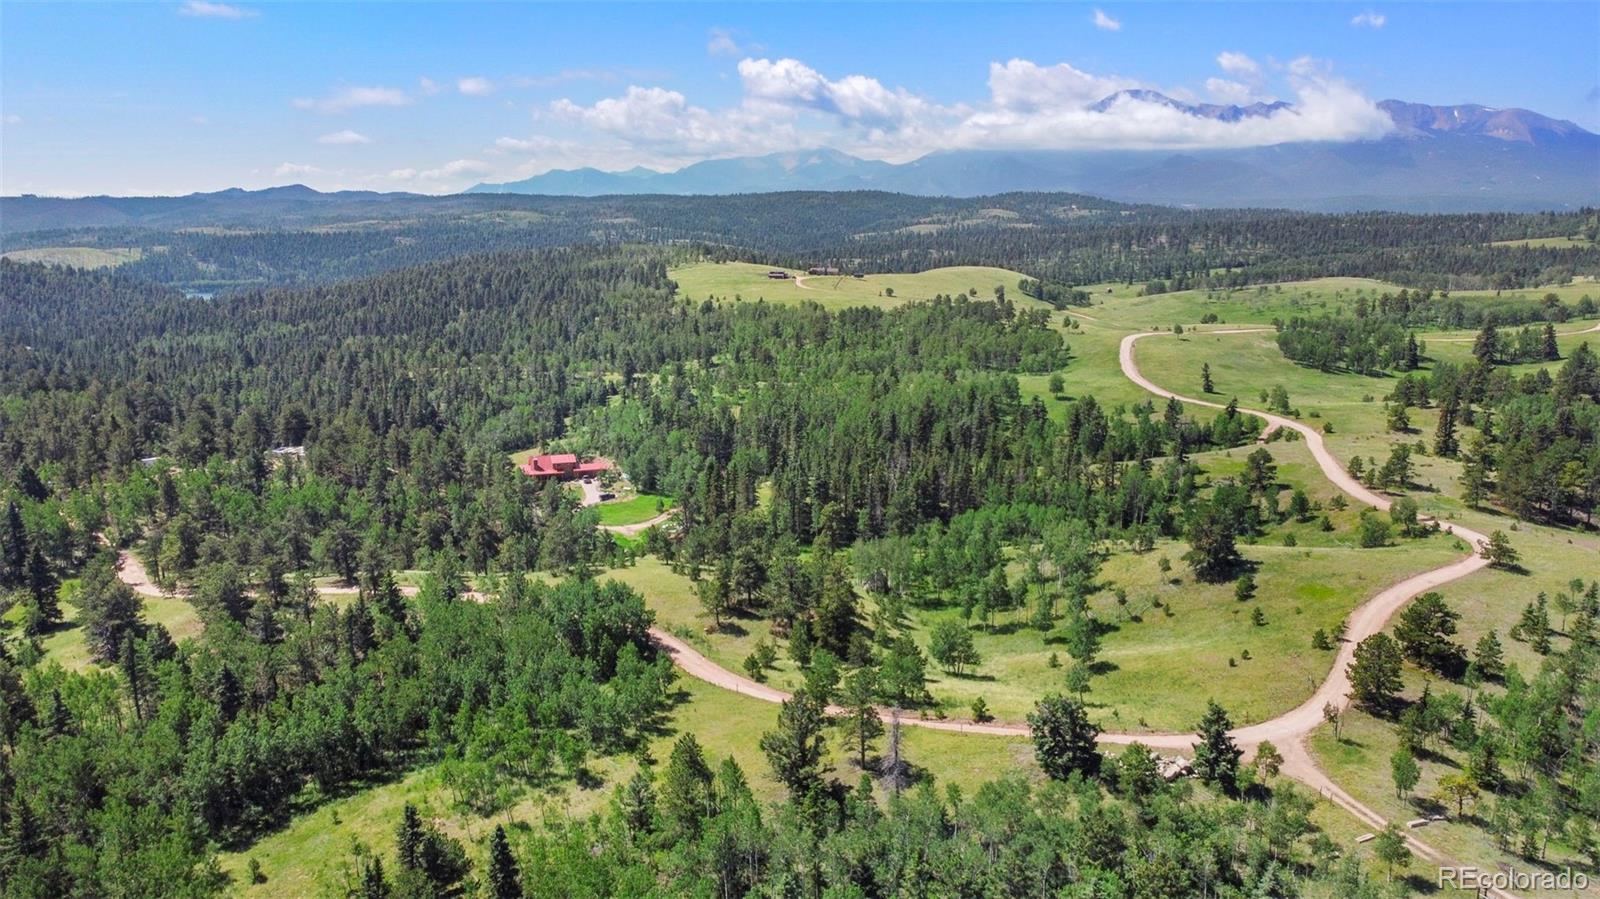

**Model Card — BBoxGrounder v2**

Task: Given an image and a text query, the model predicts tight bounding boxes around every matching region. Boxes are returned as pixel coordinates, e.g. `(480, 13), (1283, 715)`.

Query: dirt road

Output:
(601, 509), (676, 537)
(640, 326), (1509, 890)
(102, 323), (1519, 892)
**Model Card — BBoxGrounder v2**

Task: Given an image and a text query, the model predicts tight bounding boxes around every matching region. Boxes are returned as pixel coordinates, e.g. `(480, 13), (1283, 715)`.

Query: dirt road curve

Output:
(601, 510), (676, 537)
(104, 324), (1522, 893)
(642, 326), (1508, 891)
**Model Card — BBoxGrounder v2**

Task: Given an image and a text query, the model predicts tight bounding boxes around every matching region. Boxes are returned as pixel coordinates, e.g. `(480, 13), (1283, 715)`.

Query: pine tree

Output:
(759, 689), (829, 797)
(1433, 398), (1459, 457)
(1193, 700), (1242, 794)
(359, 856), (388, 899)
(1472, 631), (1505, 681)
(396, 804), (423, 871)
(486, 826), (522, 899)
(23, 545), (59, 632)
(0, 501), (26, 589)
(1473, 322), (1500, 364)
(836, 667), (883, 769)
(120, 632), (147, 722)
(1481, 530), (1519, 569)
(658, 734), (714, 838)
(1459, 434), (1492, 508)
(1348, 633), (1404, 712)
(1386, 402), (1411, 433)
(1027, 694), (1101, 781)
(1542, 323), (1560, 361)
(1201, 363), (1214, 394)
(1404, 331), (1421, 370)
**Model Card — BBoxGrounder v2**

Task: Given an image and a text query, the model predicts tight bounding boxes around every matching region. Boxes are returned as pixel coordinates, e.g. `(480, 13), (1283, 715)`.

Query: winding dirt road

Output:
(641, 326), (1507, 886)
(105, 323), (1526, 889)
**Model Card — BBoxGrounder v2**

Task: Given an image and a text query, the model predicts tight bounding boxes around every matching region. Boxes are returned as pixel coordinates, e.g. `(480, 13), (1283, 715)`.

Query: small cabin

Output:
(766, 270), (790, 279)
(807, 266), (841, 276)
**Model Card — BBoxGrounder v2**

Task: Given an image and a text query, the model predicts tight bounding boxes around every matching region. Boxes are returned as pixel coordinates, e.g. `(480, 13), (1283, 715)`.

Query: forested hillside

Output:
(5, 191), (1596, 294)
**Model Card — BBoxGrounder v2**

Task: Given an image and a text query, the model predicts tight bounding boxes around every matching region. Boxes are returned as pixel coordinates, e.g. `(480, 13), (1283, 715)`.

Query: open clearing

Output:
(670, 261), (1046, 311)
(595, 492), (672, 526)
(2, 245), (143, 268)
(1489, 235), (1595, 249)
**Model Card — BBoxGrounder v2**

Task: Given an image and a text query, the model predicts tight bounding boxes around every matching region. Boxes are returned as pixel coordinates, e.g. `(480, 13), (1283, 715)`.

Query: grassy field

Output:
(27, 580), (205, 672)
(1489, 235), (1595, 249)
(595, 493), (672, 526)
(608, 440), (1467, 734)
(1, 245), (144, 268)
(670, 261), (1048, 312)
(903, 525), (1464, 733)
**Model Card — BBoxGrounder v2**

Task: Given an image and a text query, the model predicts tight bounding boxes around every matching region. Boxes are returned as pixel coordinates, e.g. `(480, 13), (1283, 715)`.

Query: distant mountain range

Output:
(469, 93), (1599, 212)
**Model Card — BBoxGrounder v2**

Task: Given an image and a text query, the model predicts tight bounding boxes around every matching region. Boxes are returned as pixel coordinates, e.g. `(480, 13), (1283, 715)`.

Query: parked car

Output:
(599, 492), (616, 501)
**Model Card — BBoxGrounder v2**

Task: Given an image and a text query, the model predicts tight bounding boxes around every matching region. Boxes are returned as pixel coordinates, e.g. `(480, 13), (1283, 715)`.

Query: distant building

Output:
(269, 445), (306, 458)
(767, 270), (790, 279)
(807, 266), (841, 275)
(522, 453), (613, 480)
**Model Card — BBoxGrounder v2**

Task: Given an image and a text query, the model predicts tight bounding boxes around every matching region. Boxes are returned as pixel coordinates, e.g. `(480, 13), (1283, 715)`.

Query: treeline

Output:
(1276, 287), (1597, 373)
(1017, 277), (1092, 308)
(6, 195), (1597, 294)
(1377, 334), (1600, 524)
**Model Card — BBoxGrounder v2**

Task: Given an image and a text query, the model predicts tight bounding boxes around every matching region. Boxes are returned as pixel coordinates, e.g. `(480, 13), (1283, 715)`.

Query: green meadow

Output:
(670, 261), (1047, 312)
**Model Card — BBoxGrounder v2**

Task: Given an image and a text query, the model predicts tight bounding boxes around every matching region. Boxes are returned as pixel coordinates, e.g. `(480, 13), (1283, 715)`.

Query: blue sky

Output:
(3, 1), (1596, 196)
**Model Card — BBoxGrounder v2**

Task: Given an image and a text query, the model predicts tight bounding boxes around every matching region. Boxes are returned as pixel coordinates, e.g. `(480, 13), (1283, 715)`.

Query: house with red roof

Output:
(521, 452), (613, 480)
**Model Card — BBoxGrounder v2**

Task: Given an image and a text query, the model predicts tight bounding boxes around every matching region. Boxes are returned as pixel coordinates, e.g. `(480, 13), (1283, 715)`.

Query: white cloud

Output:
(1216, 51), (1260, 79)
(738, 57), (935, 128)
(419, 158), (490, 181)
(1351, 10), (1387, 28)
(457, 77), (493, 96)
(987, 59), (1138, 112)
(274, 162), (328, 177)
(550, 85), (785, 157)
(543, 52), (1392, 170)
(1205, 78), (1255, 104)
(419, 77), (441, 96)
(317, 129), (372, 145)
(293, 86), (411, 114)
(493, 136), (559, 152)
(178, 1), (257, 19)
(3, 114), (22, 125)
(954, 60), (1390, 152)
(707, 28), (740, 57)
(1209, 52), (1270, 104)
(1092, 9), (1122, 31)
